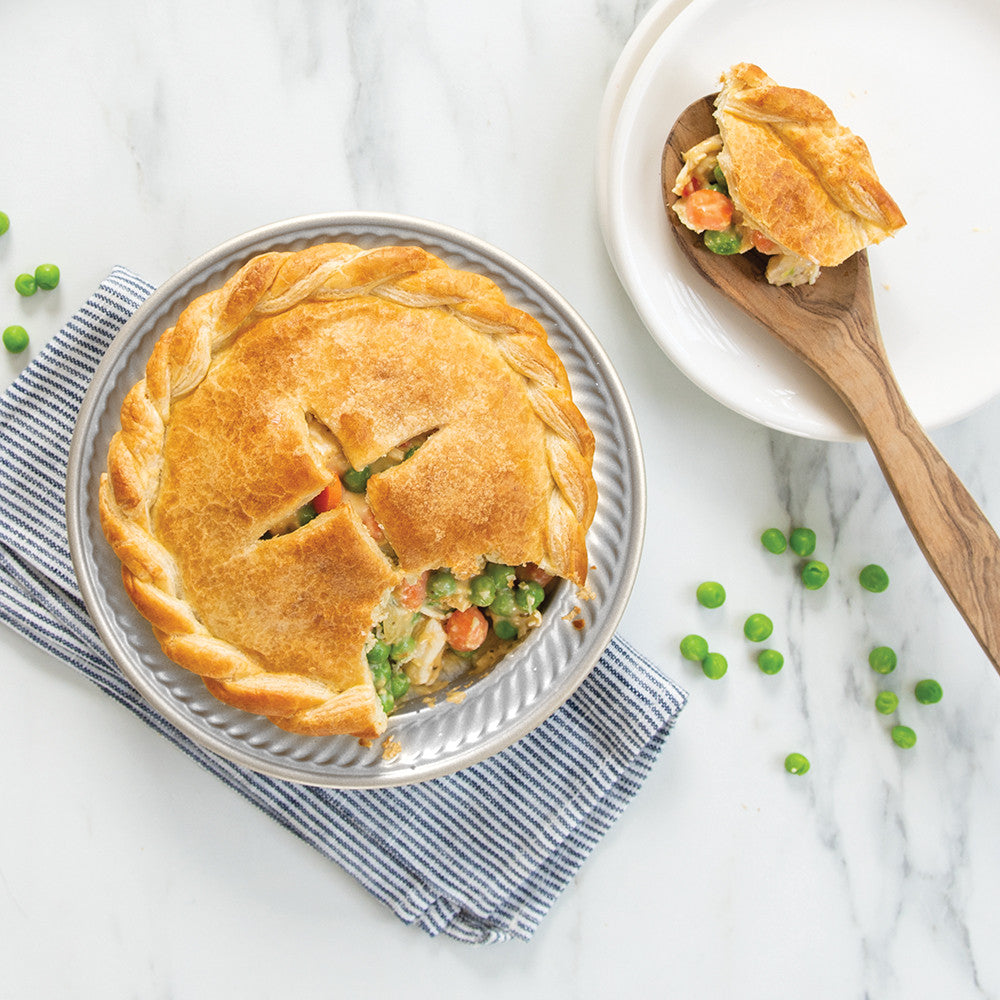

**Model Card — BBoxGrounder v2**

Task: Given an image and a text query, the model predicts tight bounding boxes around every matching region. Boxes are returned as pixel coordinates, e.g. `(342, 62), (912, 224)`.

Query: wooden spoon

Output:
(663, 94), (1000, 674)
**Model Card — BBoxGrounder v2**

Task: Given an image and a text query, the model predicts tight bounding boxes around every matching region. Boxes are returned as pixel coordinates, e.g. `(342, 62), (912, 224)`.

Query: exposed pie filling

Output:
(671, 135), (820, 287)
(264, 432), (555, 715)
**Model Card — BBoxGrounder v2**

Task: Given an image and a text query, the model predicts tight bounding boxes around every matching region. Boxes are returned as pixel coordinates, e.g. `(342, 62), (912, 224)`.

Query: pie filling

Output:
(260, 428), (554, 715)
(671, 134), (820, 287)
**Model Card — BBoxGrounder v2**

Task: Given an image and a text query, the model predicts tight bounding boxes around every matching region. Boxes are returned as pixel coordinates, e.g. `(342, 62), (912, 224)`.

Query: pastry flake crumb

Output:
(445, 690), (466, 704)
(382, 735), (402, 761)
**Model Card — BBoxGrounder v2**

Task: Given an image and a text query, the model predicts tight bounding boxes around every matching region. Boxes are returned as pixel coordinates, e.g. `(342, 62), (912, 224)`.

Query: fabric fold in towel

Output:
(0, 267), (687, 943)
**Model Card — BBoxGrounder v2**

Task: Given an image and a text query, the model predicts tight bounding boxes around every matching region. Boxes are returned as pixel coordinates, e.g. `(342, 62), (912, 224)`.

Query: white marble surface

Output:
(2, 1), (999, 997)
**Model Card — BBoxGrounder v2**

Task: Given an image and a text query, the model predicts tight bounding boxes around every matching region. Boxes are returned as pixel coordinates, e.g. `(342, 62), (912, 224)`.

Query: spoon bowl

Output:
(663, 94), (1000, 674)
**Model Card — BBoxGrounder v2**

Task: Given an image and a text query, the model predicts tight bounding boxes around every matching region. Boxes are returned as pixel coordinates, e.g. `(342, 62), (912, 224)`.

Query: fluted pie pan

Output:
(66, 212), (644, 787)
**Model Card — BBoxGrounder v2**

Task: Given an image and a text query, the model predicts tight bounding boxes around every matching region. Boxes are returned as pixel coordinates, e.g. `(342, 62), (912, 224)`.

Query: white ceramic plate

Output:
(66, 213), (645, 787)
(602, 0), (1000, 441)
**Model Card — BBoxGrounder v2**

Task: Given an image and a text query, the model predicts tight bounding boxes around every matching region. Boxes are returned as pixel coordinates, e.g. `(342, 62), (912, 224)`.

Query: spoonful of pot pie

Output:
(99, 242), (597, 740)
(668, 62), (906, 286)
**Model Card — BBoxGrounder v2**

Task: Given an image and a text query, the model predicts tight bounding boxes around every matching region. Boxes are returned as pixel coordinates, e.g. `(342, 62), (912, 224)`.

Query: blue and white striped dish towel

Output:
(0, 267), (687, 944)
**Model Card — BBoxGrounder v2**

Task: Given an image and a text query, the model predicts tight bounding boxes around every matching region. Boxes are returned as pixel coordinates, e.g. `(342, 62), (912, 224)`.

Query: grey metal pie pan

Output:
(66, 212), (646, 787)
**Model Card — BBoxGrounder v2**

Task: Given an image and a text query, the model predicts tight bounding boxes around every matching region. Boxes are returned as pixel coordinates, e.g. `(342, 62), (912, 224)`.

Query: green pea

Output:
(296, 503), (317, 526)
(389, 670), (411, 700)
(427, 569), (457, 599)
(403, 442), (422, 460)
(757, 649), (784, 675)
(679, 634), (709, 661)
(712, 164), (728, 191)
(390, 636), (415, 661)
(485, 562), (516, 589)
(701, 652), (727, 679)
(789, 527), (816, 557)
(369, 659), (390, 688)
(494, 618), (519, 641)
(859, 564), (889, 592)
(342, 465), (372, 492)
(801, 559), (829, 590)
(784, 752), (810, 775)
(0, 211), (9, 235)
(515, 580), (545, 613)
(14, 273), (36, 296)
(366, 640), (390, 667)
(875, 690), (898, 715)
(490, 588), (517, 617)
(743, 613), (773, 642)
(868, 646), (897, 675)
(703, 228), (741, 255)
(2, 325), (29, 354)
(760, 528), (787, 554)
(380, 689), (396, 714)
(696, 581), (726, 609)
(914, 679), (943, 705)
(469, 574), (496, 608)
(891, 724), (917, 749)
(34, 263), (60, 290)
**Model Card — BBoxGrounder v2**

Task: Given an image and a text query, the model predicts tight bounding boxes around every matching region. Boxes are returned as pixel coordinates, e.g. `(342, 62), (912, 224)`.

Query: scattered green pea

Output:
(868, 645), (897, 675)
(379, 689), (396, 714)
(914, 679), (943, 705)
(34, 263), (60, 290)
(704, 228), (741, 255)
(701, 652), (728, 679)
(859, 563), (889, 592)
(2, 325), (29, 354)
(696, 581), (726, 608)
(493, 618), (519, 641)
(0, 211), (9, 235)
(891, 724), (917, 749)
(679, 634), (709, 661)
(14, 273), (36, 297)
(757, 649), (784, 675)
(743, 613), (773, 642)
(760, 528), (787, 554)
(800, 559), (829, 590)
(789, 528), (816, 557)
(875, 690), (899, 715)
(784, 752), (810, 775)
(712, 164), (728, 191)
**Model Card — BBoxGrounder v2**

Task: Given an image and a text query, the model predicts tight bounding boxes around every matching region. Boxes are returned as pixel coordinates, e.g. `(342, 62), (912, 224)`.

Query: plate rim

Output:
(66, 211), (646, 788)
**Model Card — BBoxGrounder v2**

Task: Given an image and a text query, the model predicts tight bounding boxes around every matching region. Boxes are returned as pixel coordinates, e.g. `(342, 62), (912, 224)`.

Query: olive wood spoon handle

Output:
(663, 95), (1000, 673)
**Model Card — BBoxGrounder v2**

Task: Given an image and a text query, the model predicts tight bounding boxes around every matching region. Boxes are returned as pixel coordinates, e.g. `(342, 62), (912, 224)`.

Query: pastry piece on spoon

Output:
(669, 62), (906, 286)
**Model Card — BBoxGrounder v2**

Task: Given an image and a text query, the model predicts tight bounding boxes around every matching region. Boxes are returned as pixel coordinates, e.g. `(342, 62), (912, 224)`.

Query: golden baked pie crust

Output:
(714, 62), (906, 266)
(99, 242), (597, 739)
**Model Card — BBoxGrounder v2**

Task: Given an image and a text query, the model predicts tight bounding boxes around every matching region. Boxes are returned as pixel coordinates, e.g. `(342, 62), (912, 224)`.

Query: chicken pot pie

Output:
(671, 62), (906, 286)
(99, 242), (598, 739)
